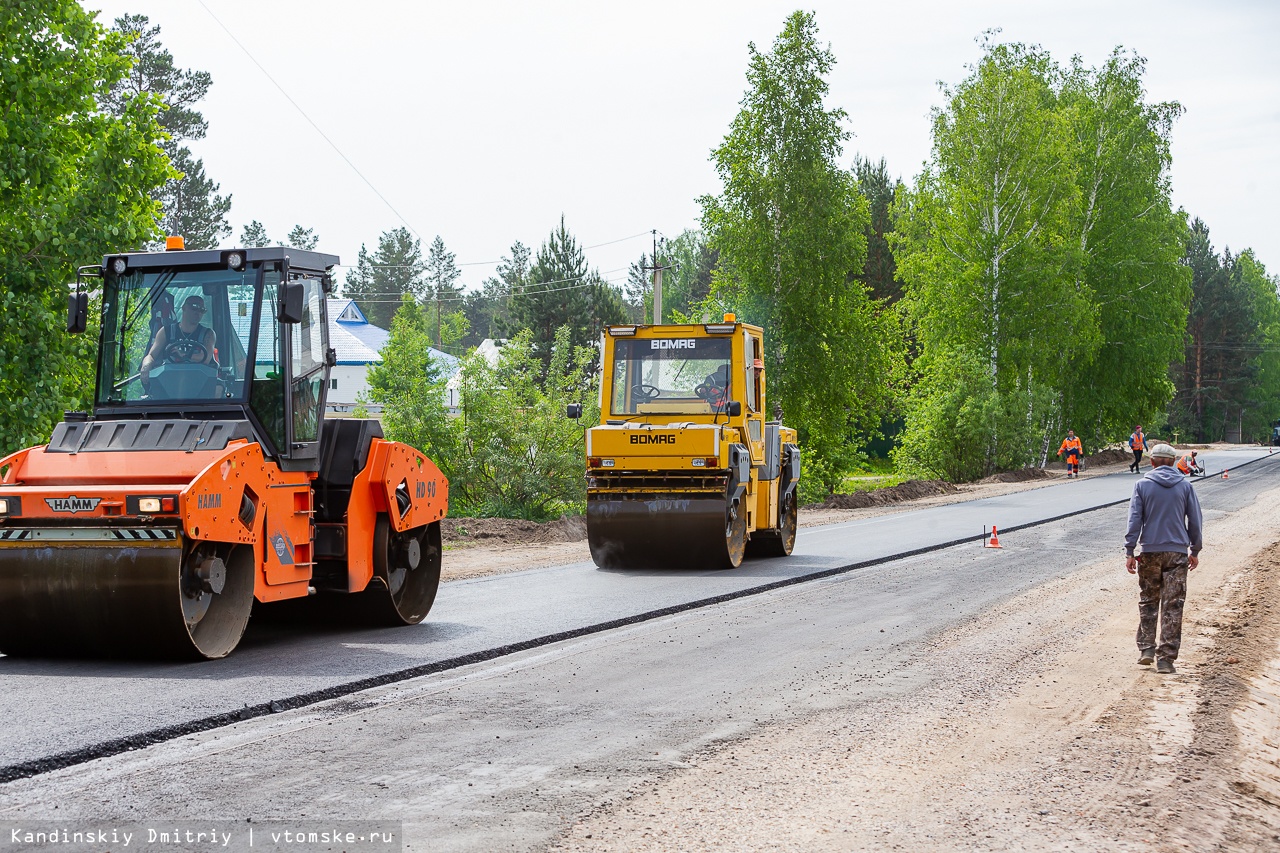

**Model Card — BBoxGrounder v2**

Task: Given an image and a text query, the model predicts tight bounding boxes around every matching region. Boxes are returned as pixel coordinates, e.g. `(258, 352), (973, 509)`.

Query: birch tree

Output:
(701, 11), (893, 494)
(893, 39), (1081, 478)
(1057, 50), (1188, 447)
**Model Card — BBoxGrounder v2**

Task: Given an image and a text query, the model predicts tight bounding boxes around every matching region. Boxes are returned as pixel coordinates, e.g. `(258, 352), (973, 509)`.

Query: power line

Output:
(335, 231), (656, 272)
(195, 0), (422, 241)
(336, 272), (631, 305)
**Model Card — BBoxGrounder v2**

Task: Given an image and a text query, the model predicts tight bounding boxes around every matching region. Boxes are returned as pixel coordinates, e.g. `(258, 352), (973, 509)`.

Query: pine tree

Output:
(853, 156), (901, 304)
(103, 15), (230, 250)
(341, 228), (426, 330)
(239, 220), (271, 247)
(510, 216), (627, 367)
(286, 225), (318, 250)
(156, 147), (231, 249)
(423, 236), (465, 348)
(462, 242), (528, 348)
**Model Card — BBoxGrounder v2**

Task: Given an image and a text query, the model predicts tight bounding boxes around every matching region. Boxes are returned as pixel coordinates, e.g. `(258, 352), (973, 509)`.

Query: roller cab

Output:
(573, 317), (800, 570)
(0, 243), (448, 659)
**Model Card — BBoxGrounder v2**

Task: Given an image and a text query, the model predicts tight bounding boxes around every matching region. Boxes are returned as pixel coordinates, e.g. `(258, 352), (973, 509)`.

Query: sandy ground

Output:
(440, 457), (1140, 582)
(544, 485), (1280, 851)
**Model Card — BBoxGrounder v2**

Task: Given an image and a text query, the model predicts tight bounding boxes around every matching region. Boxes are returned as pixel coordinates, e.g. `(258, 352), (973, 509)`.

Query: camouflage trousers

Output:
(1136, 552), (1190, 661)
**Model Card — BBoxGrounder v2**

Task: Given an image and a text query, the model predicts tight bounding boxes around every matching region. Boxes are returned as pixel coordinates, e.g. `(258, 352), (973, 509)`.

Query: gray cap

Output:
(1149, 443), (1176, 459)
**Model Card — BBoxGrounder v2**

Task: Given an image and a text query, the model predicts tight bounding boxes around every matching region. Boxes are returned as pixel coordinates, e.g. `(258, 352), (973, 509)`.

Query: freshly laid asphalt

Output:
(1, 449), (1278, 852)
(0, 447), (1274, 772)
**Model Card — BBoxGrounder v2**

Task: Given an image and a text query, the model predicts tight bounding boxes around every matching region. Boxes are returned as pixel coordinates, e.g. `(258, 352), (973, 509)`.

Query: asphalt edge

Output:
(2, 451), (1273, 785)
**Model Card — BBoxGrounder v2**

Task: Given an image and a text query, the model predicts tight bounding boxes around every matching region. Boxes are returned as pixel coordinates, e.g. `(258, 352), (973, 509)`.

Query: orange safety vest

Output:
(1129, 431), (1145, 450)
(1176, 454), (1195, 475)
(1059, 436), (1082, 459)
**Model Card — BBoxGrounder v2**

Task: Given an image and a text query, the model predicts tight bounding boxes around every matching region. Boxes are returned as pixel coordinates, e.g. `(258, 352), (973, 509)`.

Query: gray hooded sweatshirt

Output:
(1124, 464), (1203, 557)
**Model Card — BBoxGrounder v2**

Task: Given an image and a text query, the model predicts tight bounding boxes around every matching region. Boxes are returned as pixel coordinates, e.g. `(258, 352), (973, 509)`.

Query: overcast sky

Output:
(87, 0), (1279, 292)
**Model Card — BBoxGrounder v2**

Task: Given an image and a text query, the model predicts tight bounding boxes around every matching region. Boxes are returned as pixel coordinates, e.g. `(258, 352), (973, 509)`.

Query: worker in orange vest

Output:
(1058, 429), (1083, 478)
(1176, 450), (1202, 477)
(1128, 425), (1147, 473)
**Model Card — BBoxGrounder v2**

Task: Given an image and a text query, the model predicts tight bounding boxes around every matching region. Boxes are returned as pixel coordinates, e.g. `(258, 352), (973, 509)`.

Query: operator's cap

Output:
(1149, 443), (1176, 459)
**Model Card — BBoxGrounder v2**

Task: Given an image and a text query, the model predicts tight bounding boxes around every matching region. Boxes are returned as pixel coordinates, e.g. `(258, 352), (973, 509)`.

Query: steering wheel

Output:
(695, 383), (727, 404)
(631, 383), (660, 402)
(164, 338), (209, 364)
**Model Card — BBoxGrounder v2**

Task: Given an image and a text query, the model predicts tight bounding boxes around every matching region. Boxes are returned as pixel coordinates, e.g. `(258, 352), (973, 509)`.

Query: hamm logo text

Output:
(45, 496), (101, 514)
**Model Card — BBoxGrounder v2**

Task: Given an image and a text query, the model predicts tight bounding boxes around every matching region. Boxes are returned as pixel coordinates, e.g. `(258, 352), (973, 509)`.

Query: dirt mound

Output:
(978, 467), (1052, 484)
(442, 515), (587, 548)
(1084, 448), (1131, 466)
(808, 479), (959, 511)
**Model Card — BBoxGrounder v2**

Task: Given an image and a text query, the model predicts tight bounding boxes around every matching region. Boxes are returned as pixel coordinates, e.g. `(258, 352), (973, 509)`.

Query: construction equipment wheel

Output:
(746, 492), (798, 558)
(0, 539), (254, 660)
(723, 498), (747, 569)
(361, 515), (441, 625)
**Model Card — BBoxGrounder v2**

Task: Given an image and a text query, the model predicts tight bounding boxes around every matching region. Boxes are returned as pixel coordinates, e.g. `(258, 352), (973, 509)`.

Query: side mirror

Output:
(279, 282), (305, 324)
(67, 292), (88, 334)
(566, 403), (583, 419)
(726, 400), (742, 418)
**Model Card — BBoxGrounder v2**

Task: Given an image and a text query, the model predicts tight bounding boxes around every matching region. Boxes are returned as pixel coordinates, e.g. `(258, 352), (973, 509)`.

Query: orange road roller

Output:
(0, 242), (447, 659)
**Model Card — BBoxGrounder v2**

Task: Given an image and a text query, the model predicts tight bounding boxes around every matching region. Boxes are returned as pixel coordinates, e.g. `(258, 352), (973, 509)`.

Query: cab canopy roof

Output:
(102, 246), (340, 273)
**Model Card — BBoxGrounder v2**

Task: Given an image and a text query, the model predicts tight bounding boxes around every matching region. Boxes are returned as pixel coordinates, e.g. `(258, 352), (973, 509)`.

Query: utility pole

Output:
(643, 229), (672, 324)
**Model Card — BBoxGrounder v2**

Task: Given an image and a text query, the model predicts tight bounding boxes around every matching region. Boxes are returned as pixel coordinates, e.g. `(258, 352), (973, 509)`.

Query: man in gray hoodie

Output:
(1124, 443), (1203, 674)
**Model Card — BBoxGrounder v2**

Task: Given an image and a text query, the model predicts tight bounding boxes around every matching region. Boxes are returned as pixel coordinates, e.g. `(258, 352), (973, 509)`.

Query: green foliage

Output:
(369, 310), (597, 519)
(1170, 223), (1280, 442)
(1238, 251), (1280, 441)
(101, 14), (210, 143)
(364, 296), (457, 464)
(700, 11), (894, 494)
(286, 225), (318, 250)
(624, 230), (716, 323)
(342, 227), (427, 329)
(0, 1), (170, 455)
(461, 242), (526, 349)
(893, 38), (1187, 477)
(509, 216), (628, 367)
(239, 220), (271, 247)
(423, 235), (467, 353)
(853, 156), (902, 304)
(449, 327), (598, 519)
(156, 145), (231, 249)
(103, 14), (228, 250)
(1057, 50), (1188, 448)
(892, 349), (1056, 481)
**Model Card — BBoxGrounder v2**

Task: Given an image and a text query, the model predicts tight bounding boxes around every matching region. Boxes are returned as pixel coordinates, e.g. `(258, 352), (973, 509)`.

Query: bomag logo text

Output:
(650, 339), (696, 350)
(197, 493), (222, 509)
(45, 496), (101, 514)
(629, 434), (677, 445)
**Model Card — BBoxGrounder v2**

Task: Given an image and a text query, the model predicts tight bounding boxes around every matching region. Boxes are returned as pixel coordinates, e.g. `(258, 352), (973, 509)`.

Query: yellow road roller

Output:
(569, 315), (800, 569)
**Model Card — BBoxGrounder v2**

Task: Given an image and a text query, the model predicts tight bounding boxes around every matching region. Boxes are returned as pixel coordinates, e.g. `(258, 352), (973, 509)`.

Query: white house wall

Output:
(328, 364), (374, 412)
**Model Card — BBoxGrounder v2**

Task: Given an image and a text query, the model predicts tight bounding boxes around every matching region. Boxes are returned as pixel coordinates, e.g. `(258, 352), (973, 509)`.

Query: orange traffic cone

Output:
(1222, 469), (1229, 480)
(986, 526), (1003, 549)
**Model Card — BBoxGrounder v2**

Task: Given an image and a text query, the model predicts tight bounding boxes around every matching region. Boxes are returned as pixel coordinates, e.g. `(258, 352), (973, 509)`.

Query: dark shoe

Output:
(1138, 648), (1155, 665)
(1156, 659), (1176, 674)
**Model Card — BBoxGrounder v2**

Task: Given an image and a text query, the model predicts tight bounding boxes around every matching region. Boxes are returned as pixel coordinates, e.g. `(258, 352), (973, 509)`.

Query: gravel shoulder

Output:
(552, 483), (1280, 851)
